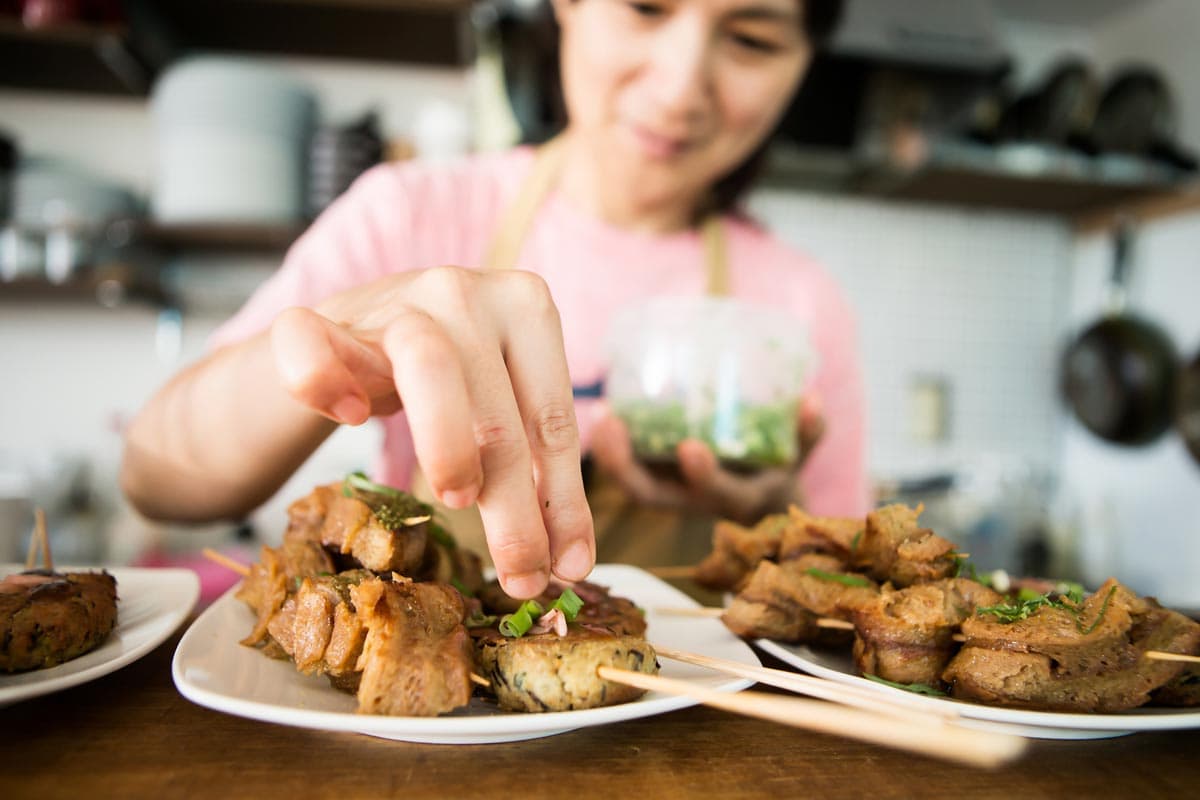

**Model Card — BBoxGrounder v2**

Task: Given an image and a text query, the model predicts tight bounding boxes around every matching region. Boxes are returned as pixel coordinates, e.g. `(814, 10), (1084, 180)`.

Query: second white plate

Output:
(758, 638), (1200, 740)
(1, 564), (200, 707)
(173, 564), (758, 744)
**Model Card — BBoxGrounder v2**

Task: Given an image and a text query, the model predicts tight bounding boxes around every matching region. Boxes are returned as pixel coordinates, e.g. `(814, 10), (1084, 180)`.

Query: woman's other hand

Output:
(270, 266), (595, 599)
(590, 396), (825, 525)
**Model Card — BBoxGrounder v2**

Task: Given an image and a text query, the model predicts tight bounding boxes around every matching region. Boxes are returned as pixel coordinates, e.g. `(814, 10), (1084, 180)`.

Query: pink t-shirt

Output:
(211, 148), (869, 516)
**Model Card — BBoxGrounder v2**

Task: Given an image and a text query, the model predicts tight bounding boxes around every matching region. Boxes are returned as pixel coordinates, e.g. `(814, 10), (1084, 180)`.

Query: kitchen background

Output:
(1, 0), (1198, 606)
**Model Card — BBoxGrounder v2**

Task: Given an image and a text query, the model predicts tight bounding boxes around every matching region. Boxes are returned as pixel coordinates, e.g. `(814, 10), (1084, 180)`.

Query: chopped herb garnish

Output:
(850, 530), (863, 553)
(976, 593), (1063, 623)
(342, 471), (432, 532)
(865, 674), (947, 696)
(804, 568), (871, 588)
(1078, 585), (1118, 636)
(977, 583), (1109, 636)
(953, 557), (992, 587)
(496, 589), (586, 637)
(464, 610), (497, 628)
(499, 600), (545, 638)
(550, 588), (583, 621)
(450, 577), (474, 597)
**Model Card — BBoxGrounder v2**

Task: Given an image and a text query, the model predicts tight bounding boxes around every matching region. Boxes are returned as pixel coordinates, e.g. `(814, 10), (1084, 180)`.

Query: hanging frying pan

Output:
(1061, 226), (1178, 445)
(1177, 348), (1200, 467)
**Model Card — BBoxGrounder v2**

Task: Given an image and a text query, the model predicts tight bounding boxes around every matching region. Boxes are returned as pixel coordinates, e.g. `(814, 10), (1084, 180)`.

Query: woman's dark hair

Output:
(501, 0), (845, 214)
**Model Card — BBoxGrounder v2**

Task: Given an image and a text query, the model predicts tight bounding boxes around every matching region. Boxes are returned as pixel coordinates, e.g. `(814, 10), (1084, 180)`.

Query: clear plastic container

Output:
(604, 296), (814, 473)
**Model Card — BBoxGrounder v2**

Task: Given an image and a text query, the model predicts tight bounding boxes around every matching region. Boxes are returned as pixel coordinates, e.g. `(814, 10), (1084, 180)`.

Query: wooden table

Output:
(2, 624), (1197, 800)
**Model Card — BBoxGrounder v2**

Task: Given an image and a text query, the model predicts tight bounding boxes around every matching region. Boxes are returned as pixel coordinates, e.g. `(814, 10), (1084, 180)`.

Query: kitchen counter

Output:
(2, 622), (1198, 800)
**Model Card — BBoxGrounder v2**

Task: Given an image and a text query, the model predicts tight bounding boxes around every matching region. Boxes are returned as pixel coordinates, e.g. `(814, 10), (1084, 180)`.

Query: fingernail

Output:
(502, 569), (548, 599)
(554, 540), (593, 581)
(332, 396), (368, 425)
(440, 486), (478, 509)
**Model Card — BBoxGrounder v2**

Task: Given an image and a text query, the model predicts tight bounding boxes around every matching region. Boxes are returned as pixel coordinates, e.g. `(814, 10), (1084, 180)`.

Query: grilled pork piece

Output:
(1, 570), (118, 672)
(943, 579), (1200, 712)
(473, 625), (657, 712)
(694, 514), (792, 591)
(287, 483), (429, 574)
(777, 507), (863, 564)
(352, 576), (475, 716)
(722, 555), (879, 643)
(853, 504), (958, 588)
(851, 577), (1002, 687)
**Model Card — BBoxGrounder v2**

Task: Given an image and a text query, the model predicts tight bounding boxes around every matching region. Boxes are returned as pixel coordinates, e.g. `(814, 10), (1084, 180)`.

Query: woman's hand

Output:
(589, 396), (825, 525)
(269, 266), (595, 599)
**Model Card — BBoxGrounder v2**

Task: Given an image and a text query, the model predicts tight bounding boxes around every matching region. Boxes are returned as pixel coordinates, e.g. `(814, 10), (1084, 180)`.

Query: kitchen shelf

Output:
(0, 17), (151, 95)
(0, 0), (475, 96)
(763, 139), (1198, 223)
(116, 221), (307, 254)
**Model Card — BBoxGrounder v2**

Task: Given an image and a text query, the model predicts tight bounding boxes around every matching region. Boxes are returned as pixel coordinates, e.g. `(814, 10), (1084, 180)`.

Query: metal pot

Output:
(1177, 348), (1200, 467)
(1060, 226), (1178, 445)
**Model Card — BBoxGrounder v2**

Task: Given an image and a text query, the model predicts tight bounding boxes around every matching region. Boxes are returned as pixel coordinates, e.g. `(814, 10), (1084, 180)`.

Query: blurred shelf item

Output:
(0, 0), (475, 96)
(764, 139), (1198, 223)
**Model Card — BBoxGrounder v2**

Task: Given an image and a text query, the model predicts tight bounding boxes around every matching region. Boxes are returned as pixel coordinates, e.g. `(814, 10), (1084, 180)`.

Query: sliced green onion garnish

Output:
(450, 577), (474, 597)
(849, 530), (863, 553)
(804, 568), (871, 588)
(1078, 585), (1118, 636)
(344, 470), (401, 497)
(864, 674), (947, 696)
(499, 600), (545, 638)
(550, 588), (583, 621)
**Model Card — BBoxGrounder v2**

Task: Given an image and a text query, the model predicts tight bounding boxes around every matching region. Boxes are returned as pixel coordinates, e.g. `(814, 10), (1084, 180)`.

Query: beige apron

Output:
(413, 136), (729, 569)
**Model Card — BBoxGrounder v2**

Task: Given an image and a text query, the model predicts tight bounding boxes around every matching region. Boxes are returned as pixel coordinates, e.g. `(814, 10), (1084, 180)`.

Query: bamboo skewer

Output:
(1143, 650), (1200, 665)
(653, 645), (961, 721)
(597, 666), (1026, 768)
(202, 547), (251, 577)
(654, 607), (855, 632)
(25, 508), (52, 570)
(647, 565), (698, 579)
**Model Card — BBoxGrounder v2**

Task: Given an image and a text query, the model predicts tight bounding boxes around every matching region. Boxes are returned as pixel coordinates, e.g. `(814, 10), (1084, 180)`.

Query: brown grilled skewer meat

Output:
(943, 578), (1200, 712)
(852, 504), (959, 588)
(694, 506), (864, 593)
(850, 578), (1003, 688)
(234, 478), (659, 717)
(1, 569), (118, 673)
(721, 555), (879, 644)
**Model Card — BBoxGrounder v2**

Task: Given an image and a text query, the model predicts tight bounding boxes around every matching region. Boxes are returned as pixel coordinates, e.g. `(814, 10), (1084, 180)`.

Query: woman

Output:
(120, 0), (865, 599)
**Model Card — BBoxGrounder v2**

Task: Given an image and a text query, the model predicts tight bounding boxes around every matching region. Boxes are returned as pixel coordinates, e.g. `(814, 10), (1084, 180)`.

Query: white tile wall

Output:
(749, 189), (1074, 481)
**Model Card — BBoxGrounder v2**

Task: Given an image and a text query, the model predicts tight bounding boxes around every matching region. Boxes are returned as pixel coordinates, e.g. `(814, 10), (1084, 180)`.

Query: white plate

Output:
(758, 639), (1200, 740)
(1, 564), (200, 707)
(173, 564), (757, 744)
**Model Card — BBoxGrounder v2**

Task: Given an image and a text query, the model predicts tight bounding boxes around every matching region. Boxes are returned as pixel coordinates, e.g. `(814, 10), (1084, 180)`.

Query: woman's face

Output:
(554, 0), (813, 213)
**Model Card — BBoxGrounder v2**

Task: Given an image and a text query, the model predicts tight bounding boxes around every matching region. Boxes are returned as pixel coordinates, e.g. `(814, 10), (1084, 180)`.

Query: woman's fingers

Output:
(797, 394), (826, 465)
(491, 272), (594, 583)
(270, 307), (372, 424)
(381, 309), (482, 508)
(591, 414), (690, 507)
(677, 439), (791, 524)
